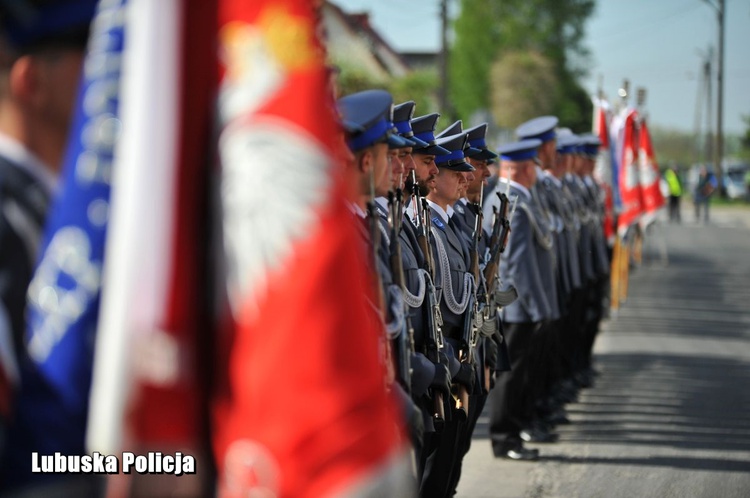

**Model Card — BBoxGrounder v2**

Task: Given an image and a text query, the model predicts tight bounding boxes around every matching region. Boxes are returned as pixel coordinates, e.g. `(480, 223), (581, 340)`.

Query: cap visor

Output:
(465, 145), (483, 157)
(400, 136), (418, 147)
(408, 135), (430, 148)
(468, 149), (498, 160)
(388, 134), (408, 149)
(415, 144), (451, 156)
(437, 160), (474, 172)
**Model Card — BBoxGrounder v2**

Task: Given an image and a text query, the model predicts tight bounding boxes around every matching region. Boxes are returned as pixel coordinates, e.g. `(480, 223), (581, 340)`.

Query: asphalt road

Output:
(455, 205), (750, 498)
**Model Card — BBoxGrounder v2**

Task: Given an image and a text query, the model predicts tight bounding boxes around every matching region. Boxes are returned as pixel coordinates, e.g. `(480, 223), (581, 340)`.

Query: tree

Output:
(449, 0), (498, 121)
(490, 51), (558, 129)
(740, 114), (750, 162)
(334, 60), (388, 97)
(450, 0), (595, 129)
(333, 59), (440, 117)
(388, 69), (440, 117)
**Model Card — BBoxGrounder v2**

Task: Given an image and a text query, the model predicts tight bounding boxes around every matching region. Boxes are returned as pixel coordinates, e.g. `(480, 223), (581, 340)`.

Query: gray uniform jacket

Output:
(529, 185), (560, 321)
(427, 204), (472, 340)
(499, 183), (553, 324)
(564, 174), (596, 283)
(582, 177), (610, 278)
(397, 212), (438, 399)
(0, 155), (51, 377)
(537, 172), (580, 307)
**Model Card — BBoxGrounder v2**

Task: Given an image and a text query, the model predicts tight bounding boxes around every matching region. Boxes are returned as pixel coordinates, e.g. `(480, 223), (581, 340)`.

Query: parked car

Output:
(723, 164), (749, 200)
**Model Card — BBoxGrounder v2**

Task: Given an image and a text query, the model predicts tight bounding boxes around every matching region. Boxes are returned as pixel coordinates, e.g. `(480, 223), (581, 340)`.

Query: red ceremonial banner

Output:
(594, 101), (616, 245)
(638, 118), (666, 216)
(617, 109), (644, 235)
(211, 1), (407, 497)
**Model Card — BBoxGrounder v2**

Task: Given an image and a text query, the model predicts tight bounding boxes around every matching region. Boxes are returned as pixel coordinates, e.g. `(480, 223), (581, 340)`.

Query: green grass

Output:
(709, 196), (750, 207)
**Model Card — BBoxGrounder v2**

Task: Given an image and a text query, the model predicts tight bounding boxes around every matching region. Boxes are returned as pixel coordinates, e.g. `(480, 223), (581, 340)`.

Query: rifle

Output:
(366, 200), (394, 385)
(483, 192), (511, 295)
(366, 201), (385, 316)
(388, 189), (414, 395)
(414, 179), (446, 430)
(457, 196), (485, 409)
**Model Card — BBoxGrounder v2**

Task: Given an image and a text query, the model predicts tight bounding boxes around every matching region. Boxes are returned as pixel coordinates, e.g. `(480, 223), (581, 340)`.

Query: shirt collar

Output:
(509, 179), (531, 200)
(0, 132), (58, 194)
(374, 196), (389, 214)
(404, 196), (417, 222)
(426, 199), (449, 225)
(547, 173), (562, 188)
(348, 201), (367, 219)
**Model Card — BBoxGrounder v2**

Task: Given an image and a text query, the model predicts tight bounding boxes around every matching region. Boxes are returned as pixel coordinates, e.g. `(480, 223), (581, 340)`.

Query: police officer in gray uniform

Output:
(565, 137), (601, 387)
(514, 117), (562, 442)
(0, 0), (99, 496)
(393, 102), (452, 420)
(445, 122), (507, 495)
(337, 90), (425, 480)
(552, 133), (587, 396)
(577, 134), (610, 380)
(391, 101), (454, 486)
(0, 1), (97, 487)
(402, 111), (465, 494)
(486, 139), (551, 461)
(421, 131), (477, 497)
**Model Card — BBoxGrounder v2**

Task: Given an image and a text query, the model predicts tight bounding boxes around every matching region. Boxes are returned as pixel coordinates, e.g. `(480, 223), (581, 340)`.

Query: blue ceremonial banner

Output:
(2, 0), (127, 488)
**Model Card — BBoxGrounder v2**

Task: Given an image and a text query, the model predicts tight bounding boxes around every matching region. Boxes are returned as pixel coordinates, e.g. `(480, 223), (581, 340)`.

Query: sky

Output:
(335, 0), (750, 136)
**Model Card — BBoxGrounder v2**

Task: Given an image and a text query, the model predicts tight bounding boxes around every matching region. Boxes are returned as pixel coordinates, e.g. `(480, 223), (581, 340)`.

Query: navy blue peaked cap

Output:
(411, 113), (450, 156)
(338, 89), (403, 152)
(434, 133), (475, 172)
(556, 133), (580, 155)
(498, 139), (543, 161)
(393, 101), (429, 148)
(0, 0), (98, 51)
(579, 133), (602, 157)
(436, 120), (462, 139)
(516, 116), (559, 143)
(437, 121), (482, 157)
(465, 123), (498, 160)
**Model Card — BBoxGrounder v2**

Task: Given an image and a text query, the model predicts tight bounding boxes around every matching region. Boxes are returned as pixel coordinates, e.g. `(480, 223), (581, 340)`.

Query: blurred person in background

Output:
(693, 165), (717, 223)
(664, 163), (682, 223)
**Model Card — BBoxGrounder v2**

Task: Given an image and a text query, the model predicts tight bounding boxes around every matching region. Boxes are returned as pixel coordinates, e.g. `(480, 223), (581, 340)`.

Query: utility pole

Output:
(702, 0), (725, 195)
(705, 47), (713, 167)
(439, 0), (448, 114)
(715, 0), (725, 196)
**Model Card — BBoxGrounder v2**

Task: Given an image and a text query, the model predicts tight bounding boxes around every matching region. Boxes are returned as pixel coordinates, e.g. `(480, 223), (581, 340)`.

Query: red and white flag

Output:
(211, 1), (412, 497)
(593, 98), (616, 245)
(87, 1), (216, 495)
(638, 117), (665, 223)
(616, 109), (644, 236)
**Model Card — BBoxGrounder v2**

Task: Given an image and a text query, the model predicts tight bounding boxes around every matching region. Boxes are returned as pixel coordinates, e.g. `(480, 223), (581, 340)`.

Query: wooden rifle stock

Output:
(483, 193), (510, 293)
(415, 193), (446, 428)
(458, 201), (485, 410)
(366, 201), (385, 317)
(481, 193), (510, 392)
(388, 190), (413, 394)
(366, 201), (394, 385)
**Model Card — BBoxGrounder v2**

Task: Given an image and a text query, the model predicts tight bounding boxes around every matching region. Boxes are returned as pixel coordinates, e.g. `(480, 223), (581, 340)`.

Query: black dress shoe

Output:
(520, 427), (559, 443)
(496, 445), (539, 461)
